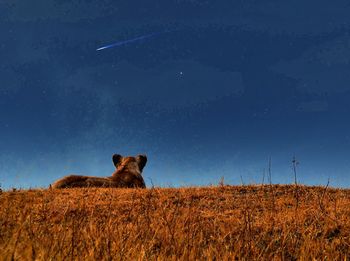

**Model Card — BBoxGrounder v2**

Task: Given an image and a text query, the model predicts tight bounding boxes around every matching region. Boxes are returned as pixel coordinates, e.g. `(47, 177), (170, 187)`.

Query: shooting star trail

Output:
(96, 31), (166, 51)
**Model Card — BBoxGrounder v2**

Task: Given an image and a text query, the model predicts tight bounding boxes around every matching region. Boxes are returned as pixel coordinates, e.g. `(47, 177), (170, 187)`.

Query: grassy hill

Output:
(0, 184), (349, 260)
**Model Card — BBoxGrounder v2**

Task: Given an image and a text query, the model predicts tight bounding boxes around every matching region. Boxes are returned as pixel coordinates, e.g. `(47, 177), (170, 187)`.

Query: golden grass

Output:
(0, 184), (349, 260)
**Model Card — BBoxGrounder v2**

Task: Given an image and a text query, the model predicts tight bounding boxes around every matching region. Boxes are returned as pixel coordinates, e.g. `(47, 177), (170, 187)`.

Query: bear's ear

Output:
(136, 154), (147, 172)
(112, 154), (123, 168)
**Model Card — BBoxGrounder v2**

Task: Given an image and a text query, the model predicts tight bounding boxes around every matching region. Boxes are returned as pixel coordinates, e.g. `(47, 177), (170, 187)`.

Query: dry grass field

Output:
(0, 184), (350, 260)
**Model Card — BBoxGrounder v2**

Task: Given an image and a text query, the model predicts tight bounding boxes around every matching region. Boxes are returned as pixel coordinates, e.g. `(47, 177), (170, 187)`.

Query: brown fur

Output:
(51, 154), (147, 189)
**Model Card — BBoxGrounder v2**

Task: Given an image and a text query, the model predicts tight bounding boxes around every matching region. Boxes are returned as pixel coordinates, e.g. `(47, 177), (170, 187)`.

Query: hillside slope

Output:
(0, 185), (349, 260)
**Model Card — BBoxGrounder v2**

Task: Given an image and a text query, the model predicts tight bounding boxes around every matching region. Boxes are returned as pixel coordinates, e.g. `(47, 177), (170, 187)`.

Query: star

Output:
(96, 31), (170, 51)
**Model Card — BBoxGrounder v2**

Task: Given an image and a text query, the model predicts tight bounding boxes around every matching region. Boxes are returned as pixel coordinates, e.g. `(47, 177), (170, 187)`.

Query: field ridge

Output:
(1, 184), (349, 260)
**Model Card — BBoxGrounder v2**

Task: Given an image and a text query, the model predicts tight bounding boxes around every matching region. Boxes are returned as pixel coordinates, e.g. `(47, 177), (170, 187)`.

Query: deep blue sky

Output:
(1, 0), (350, 189)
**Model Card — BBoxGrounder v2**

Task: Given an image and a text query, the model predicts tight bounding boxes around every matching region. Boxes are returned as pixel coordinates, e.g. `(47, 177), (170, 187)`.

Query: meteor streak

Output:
(96, 31), (165, 51)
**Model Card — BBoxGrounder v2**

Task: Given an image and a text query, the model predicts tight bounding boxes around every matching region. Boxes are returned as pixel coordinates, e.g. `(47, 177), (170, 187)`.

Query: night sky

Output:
(1, 0), (350, 189)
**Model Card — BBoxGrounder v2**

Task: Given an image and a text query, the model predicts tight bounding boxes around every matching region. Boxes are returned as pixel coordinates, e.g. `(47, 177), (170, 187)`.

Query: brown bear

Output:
(51, 154), (147, 189)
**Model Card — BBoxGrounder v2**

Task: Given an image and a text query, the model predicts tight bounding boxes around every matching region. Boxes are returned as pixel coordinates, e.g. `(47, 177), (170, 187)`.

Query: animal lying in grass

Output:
(51, 154), (147, 189)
